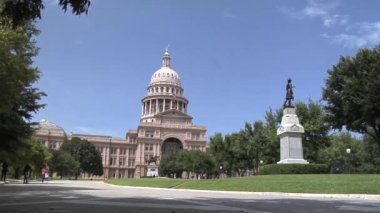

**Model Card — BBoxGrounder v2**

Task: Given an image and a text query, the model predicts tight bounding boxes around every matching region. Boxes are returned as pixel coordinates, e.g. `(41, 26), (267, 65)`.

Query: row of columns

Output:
(148, 86), (183, 97)
(142, 98), (187, 116)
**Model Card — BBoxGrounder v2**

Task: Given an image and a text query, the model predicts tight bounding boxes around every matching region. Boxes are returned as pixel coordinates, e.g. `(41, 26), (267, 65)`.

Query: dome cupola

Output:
(150, 49), (181, 86)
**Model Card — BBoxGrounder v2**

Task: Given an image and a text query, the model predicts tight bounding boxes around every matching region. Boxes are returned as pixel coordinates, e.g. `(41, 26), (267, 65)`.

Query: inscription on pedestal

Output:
(277, 107), (308, 164)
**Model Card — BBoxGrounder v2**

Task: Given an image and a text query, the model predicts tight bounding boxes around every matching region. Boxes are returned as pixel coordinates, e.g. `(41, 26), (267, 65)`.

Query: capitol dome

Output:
(35, 119), (66, 136)
(149, 49), (181, 86)
(141, 49), (188, 121)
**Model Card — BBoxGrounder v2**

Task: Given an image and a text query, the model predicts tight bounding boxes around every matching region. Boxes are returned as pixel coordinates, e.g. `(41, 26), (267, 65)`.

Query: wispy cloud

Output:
(222, 10), (237, 19)
(73, 126), (114, 136)
(322, 22), (380, 48)
(280, 0), (347, 27)
(280, 0), (380, 48)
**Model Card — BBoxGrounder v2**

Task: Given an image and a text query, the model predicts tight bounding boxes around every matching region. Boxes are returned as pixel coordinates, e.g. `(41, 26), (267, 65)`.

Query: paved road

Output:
(1, 180), (379, 213)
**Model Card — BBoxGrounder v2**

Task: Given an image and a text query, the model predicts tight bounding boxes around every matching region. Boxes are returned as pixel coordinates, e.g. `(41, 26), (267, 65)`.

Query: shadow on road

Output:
(1, 181), (379, 213)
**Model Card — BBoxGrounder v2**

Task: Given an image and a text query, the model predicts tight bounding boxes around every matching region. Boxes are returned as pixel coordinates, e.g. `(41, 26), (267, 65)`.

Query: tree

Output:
(261, 108), (281, 164)
(78, 139), (103, 177)
(60, 137), (103, 179)
(241, 121), (267, 174)
(0, 20), (45, 152)
(318, 132), (363, 173)
(358, 135), (380, 173)
(0, 0), (91, 28)
(158, 151), (183, 178)
(181, 150), (216, 179)
(209, 132), (253, 176)
(0, 137), (52, 179)
(323, 45), (380, 148)
(51, 149), (79, 179)
(209, 133), (225, 169)
(295, 100), (330, 163)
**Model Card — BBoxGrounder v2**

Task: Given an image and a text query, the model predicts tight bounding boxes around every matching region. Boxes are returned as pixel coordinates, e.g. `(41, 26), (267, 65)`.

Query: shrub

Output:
(259, 164), (329, 175)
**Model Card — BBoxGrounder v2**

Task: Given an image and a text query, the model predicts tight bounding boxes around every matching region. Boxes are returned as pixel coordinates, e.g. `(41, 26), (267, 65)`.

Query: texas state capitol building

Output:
(33, 49), (207, 179)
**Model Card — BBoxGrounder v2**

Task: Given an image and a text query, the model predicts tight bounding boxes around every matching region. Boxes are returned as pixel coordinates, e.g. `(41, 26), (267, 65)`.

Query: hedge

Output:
(259, 164), (329, 175)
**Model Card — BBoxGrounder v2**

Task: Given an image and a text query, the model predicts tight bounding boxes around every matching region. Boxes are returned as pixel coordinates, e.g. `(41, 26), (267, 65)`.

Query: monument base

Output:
(277, 158), (309, 164)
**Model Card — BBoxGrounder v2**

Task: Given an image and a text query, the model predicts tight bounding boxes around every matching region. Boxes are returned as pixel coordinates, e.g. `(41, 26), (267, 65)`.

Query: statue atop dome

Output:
(284, 78), (295, 108)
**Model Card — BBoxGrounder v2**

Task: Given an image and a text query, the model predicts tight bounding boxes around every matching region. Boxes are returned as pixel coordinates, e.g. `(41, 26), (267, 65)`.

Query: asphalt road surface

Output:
(1, 180), (379, 213)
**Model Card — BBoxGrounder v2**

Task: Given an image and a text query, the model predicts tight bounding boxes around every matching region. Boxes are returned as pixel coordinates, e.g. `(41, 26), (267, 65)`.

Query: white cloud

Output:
(73, 126), (114, 136)
(280, 0), (348, 27)
(222, 10), (237, 19)
(281, 0), (380, 48)
(323, 22), (380, 48)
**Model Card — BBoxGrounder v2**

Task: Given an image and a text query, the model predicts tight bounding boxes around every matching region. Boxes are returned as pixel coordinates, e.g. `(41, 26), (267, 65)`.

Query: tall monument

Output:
(277, 78), (309, 164)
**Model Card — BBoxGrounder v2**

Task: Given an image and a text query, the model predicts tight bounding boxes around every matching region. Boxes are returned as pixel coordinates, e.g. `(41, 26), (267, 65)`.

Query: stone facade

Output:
(127, 49), (207, 178)
(33, 49), (207, 178)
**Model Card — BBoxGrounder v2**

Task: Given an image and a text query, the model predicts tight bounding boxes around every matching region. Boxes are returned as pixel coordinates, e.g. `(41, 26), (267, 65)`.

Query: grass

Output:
(106, 174), (380, 194)
(107, 178), (189, 188)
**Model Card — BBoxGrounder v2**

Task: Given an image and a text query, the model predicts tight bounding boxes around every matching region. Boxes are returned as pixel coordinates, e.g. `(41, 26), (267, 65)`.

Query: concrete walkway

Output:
(1, 180), (380, 213)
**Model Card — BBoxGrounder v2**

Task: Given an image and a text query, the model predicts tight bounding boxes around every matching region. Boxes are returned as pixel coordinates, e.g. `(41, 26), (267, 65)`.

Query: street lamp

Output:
(219, 165), (223, 179)
(259, 160), (263, 175)
(346, 148), (351, 174)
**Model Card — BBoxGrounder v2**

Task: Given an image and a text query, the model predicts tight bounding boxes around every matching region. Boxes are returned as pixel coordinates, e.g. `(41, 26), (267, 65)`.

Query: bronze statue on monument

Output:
(284, 78), (295, 108)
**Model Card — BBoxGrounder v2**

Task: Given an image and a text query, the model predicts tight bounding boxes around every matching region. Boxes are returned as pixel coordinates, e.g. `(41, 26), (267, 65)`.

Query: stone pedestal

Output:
(146, 162), (159, 177)
(277, 107), (309, 164)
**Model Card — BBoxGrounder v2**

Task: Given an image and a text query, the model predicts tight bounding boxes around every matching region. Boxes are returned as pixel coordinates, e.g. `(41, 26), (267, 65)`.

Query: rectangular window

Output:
(192, 133), (200, 140)
(144, 144), (154, 152)
(119, 157), (126, 166)
(128, 159), (135, 166)
(129, 149), (135, 156)
(119, 148), (126, 155)
(110, 147), (118, 155)
(113, 157), (117, 165)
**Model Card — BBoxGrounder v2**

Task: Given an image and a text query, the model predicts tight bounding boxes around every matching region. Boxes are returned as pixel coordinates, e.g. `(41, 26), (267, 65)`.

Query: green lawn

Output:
(106, 174), (380, 194)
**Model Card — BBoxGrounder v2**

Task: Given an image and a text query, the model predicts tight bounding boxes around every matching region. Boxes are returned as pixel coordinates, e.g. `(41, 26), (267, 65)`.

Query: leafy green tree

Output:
(60, 137), (103, 179)
(261, 108), (281, 164)
(0, 0), (91, 28)
(180, 150), (194, 178)
(209, 133), (226, 170)
(358, 135), (380, 173)
(51, 149), (79, 179)
(180, 150), (216, 179)
(318, 132), (363, 173)
(28, 137), (52, 173)
(295, 100), (330, 163)
(0, 20), (45, 152)
(78, 140), (103, 177)
(0, 137), (52, 179)
(241, 121), (267, 174)
(323, 45), (380, 148)
(210, 132), (253, 176)
(158, 151), (183, 178)
(219, 133), (238, 176)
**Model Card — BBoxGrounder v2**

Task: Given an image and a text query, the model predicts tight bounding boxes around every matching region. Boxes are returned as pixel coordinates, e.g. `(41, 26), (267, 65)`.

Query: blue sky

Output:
(33, 0), (380, 138)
